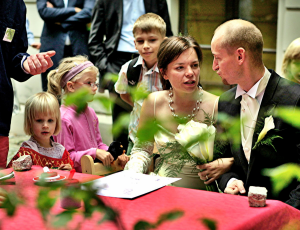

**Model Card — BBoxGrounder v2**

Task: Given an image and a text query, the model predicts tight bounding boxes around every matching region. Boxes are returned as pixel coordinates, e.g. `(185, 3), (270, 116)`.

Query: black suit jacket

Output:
(88, 0), (173, 72)
(37, 0), (94, 68)
(0, 0), (31, 136)
(218, 70), (300, 209)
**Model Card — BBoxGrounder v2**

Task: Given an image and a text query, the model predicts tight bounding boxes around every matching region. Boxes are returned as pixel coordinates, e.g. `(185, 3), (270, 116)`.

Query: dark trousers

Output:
(41, 45), (73, 92)
(103, 51), (138, 151)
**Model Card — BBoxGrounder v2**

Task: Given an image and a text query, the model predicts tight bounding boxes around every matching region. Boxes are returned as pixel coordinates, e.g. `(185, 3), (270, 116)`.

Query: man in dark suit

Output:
(88, 0), (173, 150)
(209, 19), (300, 209)
(0, 0), (55, 168)
(37, 0), (94, 91)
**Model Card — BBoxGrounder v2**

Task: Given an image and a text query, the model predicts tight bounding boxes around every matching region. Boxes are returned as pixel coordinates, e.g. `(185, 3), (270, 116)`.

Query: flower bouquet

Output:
(154, 120), (219, 192)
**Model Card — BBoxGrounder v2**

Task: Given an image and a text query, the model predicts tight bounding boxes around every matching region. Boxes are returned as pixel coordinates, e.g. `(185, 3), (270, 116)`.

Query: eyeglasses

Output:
(75, 81), (99, 88)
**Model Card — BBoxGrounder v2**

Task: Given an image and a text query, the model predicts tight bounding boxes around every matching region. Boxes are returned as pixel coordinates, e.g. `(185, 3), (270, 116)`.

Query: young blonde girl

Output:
(8, 92), (73, 170)
(48, 55), (128, 172)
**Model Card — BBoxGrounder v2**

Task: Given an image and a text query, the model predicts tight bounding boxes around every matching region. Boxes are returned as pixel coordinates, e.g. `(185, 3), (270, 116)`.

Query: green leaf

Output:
(275, 107), (300, 129)
(134, 221), (154, 230)
(93, 94), (112, 112)
(112, 113), (131, 137)
(1, 190), (23, 216)
(156, 210), (184, 225)
(263, 163), (300, 196)
(53, 210), (76, 227)
(98, 206), (118, 225)
(101, 72), (119, 88)
(129, 85), (150, 102)
(134, 210), (183, 230)
(64, 88), (94, 114)
(217, 113), (241, 150)
(201, 218), (217, 230)
(37, 187), (59, 221)
(136, 119), (161, 143)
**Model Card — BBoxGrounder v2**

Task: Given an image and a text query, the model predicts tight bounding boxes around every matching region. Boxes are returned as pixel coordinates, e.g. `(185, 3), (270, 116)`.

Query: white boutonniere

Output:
(253, 116), (282, 150)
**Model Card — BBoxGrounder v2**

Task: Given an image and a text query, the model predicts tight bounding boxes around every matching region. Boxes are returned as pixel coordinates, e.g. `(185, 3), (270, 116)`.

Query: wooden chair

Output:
(81, 155), (125, 176)
(81, 143), (158, 176)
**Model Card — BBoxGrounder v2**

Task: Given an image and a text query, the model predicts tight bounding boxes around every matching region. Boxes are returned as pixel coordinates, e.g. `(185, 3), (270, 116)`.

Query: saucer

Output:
(33, 175), (66, 182)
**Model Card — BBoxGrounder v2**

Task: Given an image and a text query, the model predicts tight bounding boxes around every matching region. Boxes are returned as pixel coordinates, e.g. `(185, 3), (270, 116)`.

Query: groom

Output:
(211, 19), (300, 209)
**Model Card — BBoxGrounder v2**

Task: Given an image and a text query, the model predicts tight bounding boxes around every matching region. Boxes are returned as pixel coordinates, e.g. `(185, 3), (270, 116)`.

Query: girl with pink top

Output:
(48, 56), (129, 172)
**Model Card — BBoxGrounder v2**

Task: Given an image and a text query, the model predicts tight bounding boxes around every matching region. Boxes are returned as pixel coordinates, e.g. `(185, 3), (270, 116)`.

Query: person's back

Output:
(115, 13), (167, 154)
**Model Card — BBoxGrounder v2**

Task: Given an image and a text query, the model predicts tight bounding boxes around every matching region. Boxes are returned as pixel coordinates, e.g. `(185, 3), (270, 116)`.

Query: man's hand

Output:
(23, 50), (56, 75)
(224, 180), (246, 195)
(75, 7), (82, 13)
(47, 1), (54, 8)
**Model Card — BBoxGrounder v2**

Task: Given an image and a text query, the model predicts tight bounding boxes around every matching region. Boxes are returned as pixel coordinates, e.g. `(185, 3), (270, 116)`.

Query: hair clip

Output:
(56, 69), (59, 73)
(74, 62), (78, 66)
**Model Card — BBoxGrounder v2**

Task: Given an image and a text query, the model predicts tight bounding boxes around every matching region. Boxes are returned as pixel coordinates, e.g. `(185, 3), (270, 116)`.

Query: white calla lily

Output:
(175, 120), (216, 163)
(257, 116), (275, 143)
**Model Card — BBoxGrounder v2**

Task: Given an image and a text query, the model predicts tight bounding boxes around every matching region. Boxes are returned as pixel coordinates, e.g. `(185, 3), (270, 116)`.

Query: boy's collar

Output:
(134, 55), (159, 73)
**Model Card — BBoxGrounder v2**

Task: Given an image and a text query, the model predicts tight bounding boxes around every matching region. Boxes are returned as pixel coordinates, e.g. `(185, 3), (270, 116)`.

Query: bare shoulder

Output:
(202, 90), (219, 104)
(146, 91), (168, 105)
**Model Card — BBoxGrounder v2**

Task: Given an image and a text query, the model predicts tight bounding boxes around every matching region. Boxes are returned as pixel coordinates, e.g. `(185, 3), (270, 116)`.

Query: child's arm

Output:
(120, 93), (134, 106)
(54, 119), (99, 171)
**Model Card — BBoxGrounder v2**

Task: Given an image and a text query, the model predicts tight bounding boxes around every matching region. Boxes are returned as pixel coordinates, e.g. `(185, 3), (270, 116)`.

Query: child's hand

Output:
(96, 149), (114, 166)
(117, 154), (130, 168)
(58, 164), (72, 171)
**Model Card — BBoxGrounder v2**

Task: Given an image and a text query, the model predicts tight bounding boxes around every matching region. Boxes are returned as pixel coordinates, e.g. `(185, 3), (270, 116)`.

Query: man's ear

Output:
(237, 48), (245, 64)
(66, 82), (75, 92)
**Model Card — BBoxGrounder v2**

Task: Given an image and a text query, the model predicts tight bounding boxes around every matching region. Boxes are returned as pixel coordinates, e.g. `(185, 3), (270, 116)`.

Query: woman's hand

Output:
(197, 157), (234, 184)
(58, 164), (72, 171)
(96, 149), (114, 166)
(116, 154), (130, 168)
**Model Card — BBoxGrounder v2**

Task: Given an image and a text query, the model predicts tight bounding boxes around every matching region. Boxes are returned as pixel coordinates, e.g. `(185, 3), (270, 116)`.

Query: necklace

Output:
(168, 86), (203, 121)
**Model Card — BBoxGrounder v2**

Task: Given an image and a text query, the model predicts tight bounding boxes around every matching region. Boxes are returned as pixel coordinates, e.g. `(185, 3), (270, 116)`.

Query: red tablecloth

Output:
(0, 166), (300, 230)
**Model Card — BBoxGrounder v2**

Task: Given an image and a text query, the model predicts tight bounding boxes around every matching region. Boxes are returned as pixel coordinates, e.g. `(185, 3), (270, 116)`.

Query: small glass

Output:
(60, 179), (81, 209)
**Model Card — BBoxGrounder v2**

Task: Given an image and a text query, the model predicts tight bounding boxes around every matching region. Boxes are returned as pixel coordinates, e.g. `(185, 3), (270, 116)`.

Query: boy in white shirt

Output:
(115, 13), (167, 154)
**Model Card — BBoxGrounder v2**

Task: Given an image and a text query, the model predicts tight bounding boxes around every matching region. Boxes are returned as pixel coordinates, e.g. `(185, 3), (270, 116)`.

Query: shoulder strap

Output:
(212, 97), (219, 121)
(127, 57), (141, 87)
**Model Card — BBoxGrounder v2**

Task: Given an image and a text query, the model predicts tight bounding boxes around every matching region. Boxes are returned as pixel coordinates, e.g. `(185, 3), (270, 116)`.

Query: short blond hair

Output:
(282, 38), (300, 78)
(133, 13), (166, 38)
(24, 92), (61, 136)
(214, 19), (264, 67)
(47, 55), (99, 99)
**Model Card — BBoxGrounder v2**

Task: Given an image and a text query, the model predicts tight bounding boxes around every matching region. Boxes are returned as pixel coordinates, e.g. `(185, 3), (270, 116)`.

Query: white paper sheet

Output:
(84, 170), (181, 198)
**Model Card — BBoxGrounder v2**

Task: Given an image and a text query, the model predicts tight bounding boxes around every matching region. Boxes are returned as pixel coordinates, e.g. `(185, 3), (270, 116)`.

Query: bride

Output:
(125, 36), (233, 190)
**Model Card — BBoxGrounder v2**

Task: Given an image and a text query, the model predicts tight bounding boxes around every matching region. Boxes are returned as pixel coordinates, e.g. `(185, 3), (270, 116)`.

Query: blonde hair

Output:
(282, 38), (300, 79)
(47, 55), (99, 99)
(133, 13), (166, 38)
(24, 92), (61, 136)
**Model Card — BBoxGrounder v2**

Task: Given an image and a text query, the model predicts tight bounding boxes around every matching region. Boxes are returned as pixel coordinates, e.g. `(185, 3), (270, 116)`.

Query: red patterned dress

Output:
(7, 137), (74, 169)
